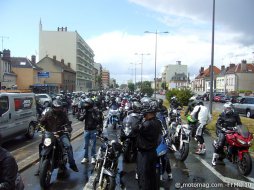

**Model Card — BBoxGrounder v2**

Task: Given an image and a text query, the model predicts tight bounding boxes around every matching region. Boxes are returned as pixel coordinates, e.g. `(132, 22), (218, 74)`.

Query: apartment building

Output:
(39, 21), (94, 91)
(102, 69), (110, 89)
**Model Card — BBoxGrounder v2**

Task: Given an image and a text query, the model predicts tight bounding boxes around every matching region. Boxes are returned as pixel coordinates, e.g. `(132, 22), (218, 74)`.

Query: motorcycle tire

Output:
(237, 152), (252, 176)
(94, 175), (116, 190)
(112, 122), (117, 130)
(177, 142), (189, 161)
(39, 159), (52, 188)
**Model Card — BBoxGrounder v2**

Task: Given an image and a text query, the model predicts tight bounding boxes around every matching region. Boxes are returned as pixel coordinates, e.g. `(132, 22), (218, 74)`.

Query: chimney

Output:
(241, 60), (247, 71)
(2, 49), (10, 61)
(221, 65), (225, 71)
(68, 62), (71, 67)
(31, 55), (36, 64)
(199, 67), (204, 74)
(53, 55), (56, 60)
(61, 59), (64, 63)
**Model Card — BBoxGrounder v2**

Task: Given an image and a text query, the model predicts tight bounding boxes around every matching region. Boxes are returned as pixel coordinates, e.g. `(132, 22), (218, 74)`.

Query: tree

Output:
(166, 88), (193, 106)
(142, 81), (151, 88)
(161, 82), (168, 90)
(128, 83), (135, 92)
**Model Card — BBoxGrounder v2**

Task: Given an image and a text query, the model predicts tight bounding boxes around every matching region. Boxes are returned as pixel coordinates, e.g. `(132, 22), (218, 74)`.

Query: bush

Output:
(142, 86), (154, 97)
(166, 88), (194, 106)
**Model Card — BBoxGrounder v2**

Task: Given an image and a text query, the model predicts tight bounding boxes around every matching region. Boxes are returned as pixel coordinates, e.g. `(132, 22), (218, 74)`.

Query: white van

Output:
(0, 93), (37, 143)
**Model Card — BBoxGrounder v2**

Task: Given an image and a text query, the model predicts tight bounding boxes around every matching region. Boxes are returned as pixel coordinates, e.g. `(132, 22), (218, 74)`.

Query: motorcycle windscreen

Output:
(237, 125), (250, 138)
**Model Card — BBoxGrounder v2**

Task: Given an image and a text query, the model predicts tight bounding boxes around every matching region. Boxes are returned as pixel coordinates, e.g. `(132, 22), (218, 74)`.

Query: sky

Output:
(1, 0), (254, 84)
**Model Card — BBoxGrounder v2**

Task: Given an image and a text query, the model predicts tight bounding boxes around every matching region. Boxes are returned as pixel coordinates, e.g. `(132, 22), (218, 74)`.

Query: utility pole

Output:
(135, 53), (150, 91)
(0, 36), (9, 51)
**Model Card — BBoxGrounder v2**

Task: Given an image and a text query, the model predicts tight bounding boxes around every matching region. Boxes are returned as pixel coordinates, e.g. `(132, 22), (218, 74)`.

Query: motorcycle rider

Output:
(36, 99), (79, 174)
(170, 96), (182, 110)
(135, 100), (162, 190)
(0, 135), (24, 190)
(211, 102), (242, 166)
(80, 98), (99, 164)
(190, 100), (212, 155)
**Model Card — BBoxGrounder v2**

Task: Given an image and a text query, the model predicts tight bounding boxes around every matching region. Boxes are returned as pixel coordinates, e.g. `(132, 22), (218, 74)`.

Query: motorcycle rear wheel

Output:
(39, 159), (52, 188)
(237, 152), (252, 176)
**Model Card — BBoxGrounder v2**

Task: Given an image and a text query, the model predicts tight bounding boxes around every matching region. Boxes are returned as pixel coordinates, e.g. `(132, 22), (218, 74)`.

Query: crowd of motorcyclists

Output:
(1, 89), (252, 190)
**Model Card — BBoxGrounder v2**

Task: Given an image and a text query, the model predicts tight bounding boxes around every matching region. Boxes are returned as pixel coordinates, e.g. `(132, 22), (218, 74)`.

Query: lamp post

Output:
(209, 0), (215, 113)
(144, 30), (169, 99)
(135, 53), (150, 92)
(130, 62), (140, 90)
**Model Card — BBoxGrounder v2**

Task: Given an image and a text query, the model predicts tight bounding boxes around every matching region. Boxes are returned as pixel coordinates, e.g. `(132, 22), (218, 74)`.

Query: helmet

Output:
(224, 102), (233, 115)
(189, 96), (196, 102)
(52, 99), (63, 111)
(157, 99), (163, 107)
(171, 96), (177, 102)
(110, 96), (116, 102)
(142, 100), (158, 114)
(83, 98), (94, 109)
(197, 100), (204, 106)
(132, 101), (142, 112)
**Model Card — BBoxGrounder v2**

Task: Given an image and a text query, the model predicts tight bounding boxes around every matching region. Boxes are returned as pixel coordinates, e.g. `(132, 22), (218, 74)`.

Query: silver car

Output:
(233, 96), (254, 118)
(35, 94), (52, 107)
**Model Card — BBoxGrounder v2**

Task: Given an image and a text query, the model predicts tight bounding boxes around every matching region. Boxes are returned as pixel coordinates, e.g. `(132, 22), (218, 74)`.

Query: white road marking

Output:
(194, 155), (254, 189)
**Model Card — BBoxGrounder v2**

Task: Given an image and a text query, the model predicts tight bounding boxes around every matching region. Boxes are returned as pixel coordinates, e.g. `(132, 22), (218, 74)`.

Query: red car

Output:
(213, 94), (224, 102)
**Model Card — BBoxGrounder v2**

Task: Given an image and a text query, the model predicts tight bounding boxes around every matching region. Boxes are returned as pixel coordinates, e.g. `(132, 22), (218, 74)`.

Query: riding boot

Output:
(212, 153), (218, 166)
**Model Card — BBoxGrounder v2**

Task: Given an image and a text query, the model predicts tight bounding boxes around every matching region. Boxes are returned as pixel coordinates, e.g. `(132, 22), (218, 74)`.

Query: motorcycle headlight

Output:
(237, 138), (247, 145)
(44, 138), (52, 146)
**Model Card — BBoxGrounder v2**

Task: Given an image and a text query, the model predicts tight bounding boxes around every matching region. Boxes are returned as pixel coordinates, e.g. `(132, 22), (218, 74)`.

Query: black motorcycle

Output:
(93, 135), (123, 190)
(120, 112), (141, 162)
(38, 123), (71, 188)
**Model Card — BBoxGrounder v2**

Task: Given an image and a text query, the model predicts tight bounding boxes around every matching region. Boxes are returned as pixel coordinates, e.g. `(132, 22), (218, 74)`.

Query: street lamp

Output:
(135, 53), (150, 91)
(144, 30), (169, 99)
(130, 62), (140, 90)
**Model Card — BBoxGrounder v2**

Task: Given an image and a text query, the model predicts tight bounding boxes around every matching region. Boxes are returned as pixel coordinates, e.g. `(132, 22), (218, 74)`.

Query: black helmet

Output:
(84, 98), (94, 109)
(132, 101), (142, 112)
(52, 99), (63, 109)
(197, 100), (204, 106)
(157, 99), (163, 107)
(142, 100), (157, 114)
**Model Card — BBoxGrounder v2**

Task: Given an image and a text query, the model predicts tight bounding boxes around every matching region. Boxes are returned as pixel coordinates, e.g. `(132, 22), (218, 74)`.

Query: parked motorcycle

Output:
(213, 125), (253, 176)
(168, 109), (191, 161)
(38, 123), (71, 188)
(120, 112), (141, 162)
(93, 135), (123, 190)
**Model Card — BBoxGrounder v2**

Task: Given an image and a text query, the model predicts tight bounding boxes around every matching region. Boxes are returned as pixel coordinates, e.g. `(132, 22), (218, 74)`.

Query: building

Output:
(39, 21), (94, 91)
(101, 69), (110, 89)
(224, 60), (254, 92)
(193, 66), (221, 93)
(94, 62), (102, 90)
(0, 49), (17, 90)
(110, 78), (116, 88)
(216, 65), (227, 93)
(163, 61), (188, 83)
(170, 72), (189, 89)
(151, 78), (163, 91)
(36, 56), (76, 93)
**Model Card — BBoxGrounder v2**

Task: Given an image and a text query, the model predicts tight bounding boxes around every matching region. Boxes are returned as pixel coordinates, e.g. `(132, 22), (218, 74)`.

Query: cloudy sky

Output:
(1, 0), (254, 84)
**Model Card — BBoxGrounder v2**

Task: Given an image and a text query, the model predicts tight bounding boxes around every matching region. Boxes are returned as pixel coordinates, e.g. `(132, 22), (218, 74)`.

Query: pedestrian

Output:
(80, 98), (99, 164)
(135, 100), (162, 190)
(0, 135), (24, 190)
(190, 100), (212, 154)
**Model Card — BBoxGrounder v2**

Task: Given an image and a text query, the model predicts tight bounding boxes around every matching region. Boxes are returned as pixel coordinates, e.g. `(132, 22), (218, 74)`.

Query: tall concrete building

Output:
(39, 21), (94, 91)
(101, 69), (110, 89)
(163, 61), (188, 83)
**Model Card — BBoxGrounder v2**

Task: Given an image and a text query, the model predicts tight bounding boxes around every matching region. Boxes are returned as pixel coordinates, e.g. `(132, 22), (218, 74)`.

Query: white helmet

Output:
(189, 96), (196, 102)
(223, 102), (234, 115)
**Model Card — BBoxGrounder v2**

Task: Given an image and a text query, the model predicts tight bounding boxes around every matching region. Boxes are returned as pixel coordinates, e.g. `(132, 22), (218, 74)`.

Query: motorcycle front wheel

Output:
(94, 175), (116, 190)
(39, 159), (52, 188)
(237, 152), (252, 176)
(176, 142), (189, 161)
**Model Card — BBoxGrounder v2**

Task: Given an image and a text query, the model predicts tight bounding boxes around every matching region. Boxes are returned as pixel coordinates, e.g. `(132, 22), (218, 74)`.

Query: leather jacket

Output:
(217, 111), (242, 131)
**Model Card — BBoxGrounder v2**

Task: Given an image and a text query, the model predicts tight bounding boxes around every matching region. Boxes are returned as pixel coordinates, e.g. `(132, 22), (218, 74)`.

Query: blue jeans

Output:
(84, 129), (97, 158)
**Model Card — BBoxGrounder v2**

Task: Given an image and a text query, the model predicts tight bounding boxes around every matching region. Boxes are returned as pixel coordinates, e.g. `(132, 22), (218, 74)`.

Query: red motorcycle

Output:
(214, 125), (253, 176)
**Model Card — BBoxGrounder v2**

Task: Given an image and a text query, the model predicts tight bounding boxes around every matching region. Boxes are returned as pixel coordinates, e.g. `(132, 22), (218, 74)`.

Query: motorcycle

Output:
(107, 105), (121, 129)
(213, 125), (253, 176)
(38, 123), (71, 188)
(71, 98), (79, 116)
(168, 109), (191, 161)
(120, 112), (141, 162)
(155, 127), (171, 188)
(186, 114), (198, 138)
(93, 135), (123, 190)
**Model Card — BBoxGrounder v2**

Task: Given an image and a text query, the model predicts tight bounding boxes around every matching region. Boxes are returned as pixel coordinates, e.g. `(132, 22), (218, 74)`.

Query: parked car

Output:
(201, 92), (210, 101)
(35, 93), (52, 107)
(220, 95), (241, 103)
(213, 94), (225, 102)
(233, 96), (254, 118)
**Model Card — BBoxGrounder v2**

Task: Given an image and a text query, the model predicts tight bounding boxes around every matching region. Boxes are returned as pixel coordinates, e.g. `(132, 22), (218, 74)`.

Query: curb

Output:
(18, 128), (84, 172)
